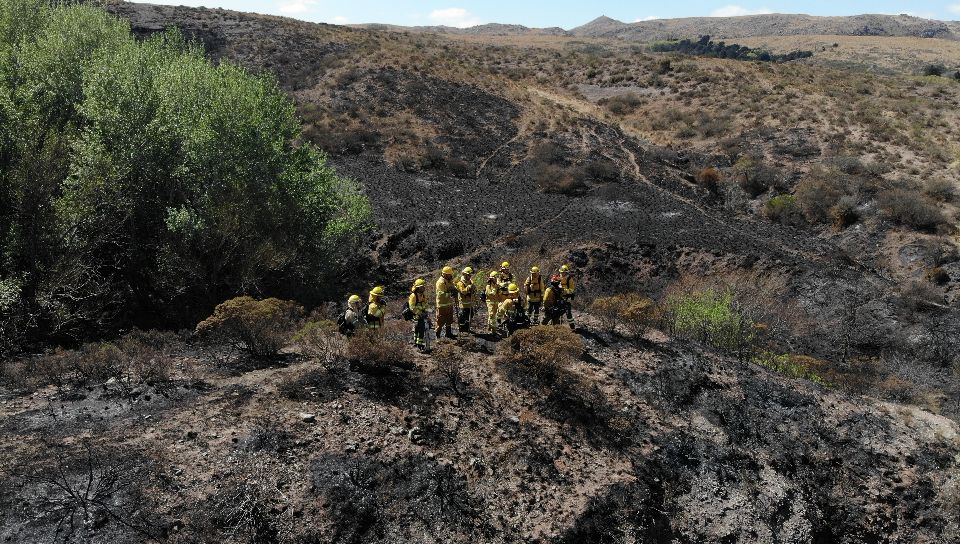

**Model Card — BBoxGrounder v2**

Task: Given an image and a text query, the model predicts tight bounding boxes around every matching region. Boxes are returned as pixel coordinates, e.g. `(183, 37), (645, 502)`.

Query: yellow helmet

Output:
(370, 286), (384, 297)
(462, 266), (474, 275)
(508, 283), (520, 294)
(500, 261), (510, 269)
(530, 266), (540, 274)
(559, 265), (570, 273)
(412, 278), (426, 290)
(489, 271), (498, 279)
(441, 266), (454, 276)
(348, 294), (362, 304)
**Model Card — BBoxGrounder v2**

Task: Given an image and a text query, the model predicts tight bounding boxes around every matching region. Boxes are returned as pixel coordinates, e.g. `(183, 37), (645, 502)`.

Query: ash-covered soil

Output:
(2, 320), (958, 543)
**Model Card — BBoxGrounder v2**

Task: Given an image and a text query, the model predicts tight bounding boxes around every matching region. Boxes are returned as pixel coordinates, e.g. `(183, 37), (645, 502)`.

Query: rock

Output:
(508, 415), (520, 424)
(408, 427), (422, 442)
(299, 412), (316, 423)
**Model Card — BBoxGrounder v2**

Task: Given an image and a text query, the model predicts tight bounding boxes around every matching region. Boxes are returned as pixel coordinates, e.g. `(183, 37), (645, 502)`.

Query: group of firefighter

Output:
(341, 262), (576, 352)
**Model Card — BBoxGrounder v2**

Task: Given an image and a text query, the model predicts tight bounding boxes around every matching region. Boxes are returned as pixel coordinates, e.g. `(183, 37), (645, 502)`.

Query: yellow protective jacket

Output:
(497, 271), (513, 290)
(496, 298), (519, 322)
(560, 275), (576, 299)
(456, 278), (476, 308)
(408, 291), (427, 319)
(543, 286), (561, 308)
(524, 274), (545, 302)
(485, 282), (501, 305)
(436, 277), (455, 309)
(366, 299), (385, 329)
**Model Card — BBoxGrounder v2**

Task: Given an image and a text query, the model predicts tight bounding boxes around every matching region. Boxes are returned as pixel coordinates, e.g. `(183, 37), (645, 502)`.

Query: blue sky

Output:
(130, 1), (960, 28)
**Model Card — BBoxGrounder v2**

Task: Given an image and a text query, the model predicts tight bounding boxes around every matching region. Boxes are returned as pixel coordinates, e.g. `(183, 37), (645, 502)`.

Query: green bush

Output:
(752, 352), (830, 386)
(0, 0), (371, 352)
(764, 194), (803, 226)
(662, 288), (757, 358)
(195, 296), (304, 358)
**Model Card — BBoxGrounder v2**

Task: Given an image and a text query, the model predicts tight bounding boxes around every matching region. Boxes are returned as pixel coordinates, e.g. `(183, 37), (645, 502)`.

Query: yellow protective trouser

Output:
(436, 306), (454, 335)
(486, 301), (498, 331)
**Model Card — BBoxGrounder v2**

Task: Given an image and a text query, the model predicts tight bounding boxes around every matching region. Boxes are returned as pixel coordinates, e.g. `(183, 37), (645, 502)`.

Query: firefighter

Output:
(497, 261), (514, 288)
(497, 283), (529, 336)
(542, 275), (565, 325)
(456, 267), (476, 333)
(366, 286), (386, 331)
(340, 294), (365, 336)
(408, 278), (429, 352)
(558, 264), (577, 330)
(435, 266), (457, 338)
(484, 270), (501, 334)
(524, 265), (545, 323)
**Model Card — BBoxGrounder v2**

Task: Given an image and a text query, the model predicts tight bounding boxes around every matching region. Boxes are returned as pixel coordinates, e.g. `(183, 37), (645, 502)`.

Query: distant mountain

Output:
(353, 22), (570, 37)
(363, 13), (960, 41)
(572, 13), (960, 41)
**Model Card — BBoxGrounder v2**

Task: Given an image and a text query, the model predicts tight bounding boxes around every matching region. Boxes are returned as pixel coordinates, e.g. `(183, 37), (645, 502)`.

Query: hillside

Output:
(3, 1), (960, 542)
(571, 13), (960, 41)
(3, 320), (959, 542)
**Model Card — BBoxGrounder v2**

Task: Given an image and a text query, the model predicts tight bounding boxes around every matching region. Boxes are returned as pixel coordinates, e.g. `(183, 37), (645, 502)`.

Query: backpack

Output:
(337, 312), (354, 335)
(401, 301), (414, 321)
(508, 302), (530, 329)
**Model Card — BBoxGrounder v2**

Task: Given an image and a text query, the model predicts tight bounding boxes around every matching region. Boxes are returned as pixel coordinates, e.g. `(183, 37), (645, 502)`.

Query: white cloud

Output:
(709, 5), (774, 17)
(278, 0), (317, 14)
(429, 7), (483, 28)
(948, 4), (960, 15)
(633, 16), (659, 22)
(330, 15), (349, 24)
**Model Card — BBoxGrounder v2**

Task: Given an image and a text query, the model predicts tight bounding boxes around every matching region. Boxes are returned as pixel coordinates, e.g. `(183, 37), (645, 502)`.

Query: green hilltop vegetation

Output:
(0, 0), (371, 355)
(650, 35), (814, 62)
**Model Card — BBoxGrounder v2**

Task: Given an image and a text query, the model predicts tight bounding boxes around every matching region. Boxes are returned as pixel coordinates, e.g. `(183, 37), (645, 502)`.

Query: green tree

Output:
(0, 1), (370, 352)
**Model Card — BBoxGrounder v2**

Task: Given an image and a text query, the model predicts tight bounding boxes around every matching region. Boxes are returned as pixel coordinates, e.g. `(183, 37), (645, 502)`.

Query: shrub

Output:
(764, 194), (803, 226)
(734, 157), (780, 198)
(830, 196), (860, 230)
(697, 167), (722, 194)
(114, 329), (180, 384)
(752, 352), (830, 386)
(195, 296), (304, 358)
(922, 64), (946, 77)
(431, 343), (464, 396)
(529, 141), (565, 165)
(533, 164), (588, 196)
(506, 326), (584, 369)
(923, 177), (956, 202)
(795, 178), (842, 224)
(589, 296), (622, 335)
(292, 319), (345, 366)
(446, 157), (472, 178)
(602, 93), (642, 115)
(60, 342), (124, 385)
(345, 327), (414, 374)
(899, 280), (944, 312)
(585, 158), (620, 183)
(661, 287), (757, 359)
(621, 296), (657, 338)
(500, 327), (616, 438)
(589, 294), (655, 338)
(925, 267), (950, 285)
(876, 189), (946, 231)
